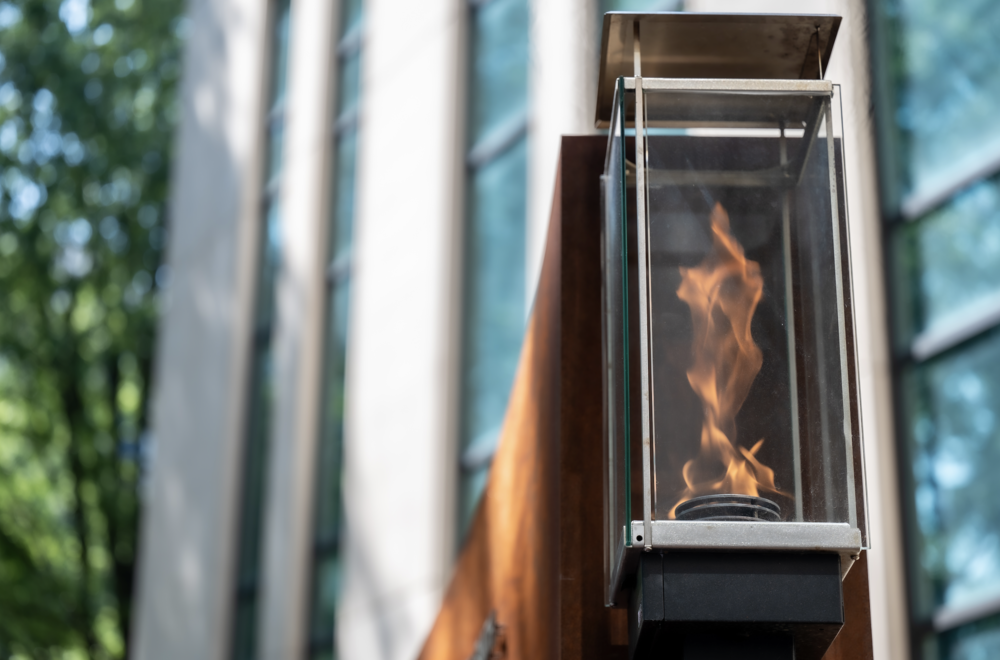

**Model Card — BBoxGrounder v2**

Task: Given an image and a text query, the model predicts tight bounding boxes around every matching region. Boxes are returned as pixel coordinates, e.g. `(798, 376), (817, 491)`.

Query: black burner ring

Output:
(675, 493), (781, 522)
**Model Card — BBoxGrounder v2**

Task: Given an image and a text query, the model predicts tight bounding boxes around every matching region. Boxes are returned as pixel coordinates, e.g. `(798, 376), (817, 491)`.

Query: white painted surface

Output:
(526, 0), (599, 309)
(337, 1), (465, 658)
(680, 2), (907, 657)
(258, 0), (338, 657)
(131, 0), (270, 657)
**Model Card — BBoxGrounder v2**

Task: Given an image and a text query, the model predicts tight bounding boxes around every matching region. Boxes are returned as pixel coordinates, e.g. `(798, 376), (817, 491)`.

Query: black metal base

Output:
(628, 551), (843, 660)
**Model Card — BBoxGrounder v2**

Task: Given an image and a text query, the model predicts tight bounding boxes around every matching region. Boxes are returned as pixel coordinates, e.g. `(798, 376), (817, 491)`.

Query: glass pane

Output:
(336, 51), (361, 119)
(270, 0), (292, 110)
(315, 281), (349, 543)
(904, 330), (1000, 615)
(601, 0), (679, 11)
(267, 116), (284, 186)
(308, 555), (342, 653)
(340, 0), (362, 38)
(894, 174), (1000, 341)
(328, 129), (357, 264)
(469, 0), (529, 145)
(641, 89), (855, 526)
(602, 79), (630, 603)
(942, 614), (1000, 660)
(231, 598), (258, 660)
(894, 0), (1000, 203)
(459, 137), (528, 530)
(237, 346), (273, 587)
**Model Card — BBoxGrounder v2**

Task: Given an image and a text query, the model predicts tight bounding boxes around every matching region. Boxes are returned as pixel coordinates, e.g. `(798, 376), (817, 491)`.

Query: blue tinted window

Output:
(876, 0), (1000, 650)
(459, 0), (529, 535)
(469, 0), (529, 146)
(904, 331), (1000, 615)
(895, 174), (1000, 342)
(306, 1), (362, 657)
(232, 2), (291, 657)
(893, 0), (1000, 205)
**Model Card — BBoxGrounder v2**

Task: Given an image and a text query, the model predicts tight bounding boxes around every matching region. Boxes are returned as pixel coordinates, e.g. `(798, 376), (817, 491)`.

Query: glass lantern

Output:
(599, 13), (869, 609)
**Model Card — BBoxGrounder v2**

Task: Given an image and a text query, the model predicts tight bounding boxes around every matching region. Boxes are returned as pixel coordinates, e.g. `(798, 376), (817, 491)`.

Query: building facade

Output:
(130, 0), (1000, 659)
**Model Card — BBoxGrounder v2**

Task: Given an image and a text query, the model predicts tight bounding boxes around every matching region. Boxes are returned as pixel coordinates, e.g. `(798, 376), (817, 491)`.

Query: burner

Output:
(674, 494), (781, 522)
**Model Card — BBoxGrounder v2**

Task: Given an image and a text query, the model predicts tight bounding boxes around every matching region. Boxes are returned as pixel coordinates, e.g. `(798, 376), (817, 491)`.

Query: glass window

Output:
(600, 0), (679, 12)
(894, 174), (1000, 343)
(904, 331), (1000, 616)
(304, 1), (362, 657)
(458, 0), (529, 538)
(891, 0), (1000, 207)
(459, 136), (527, 528)
(468, 0), (528, 146)
(874, 0), (1000, 652)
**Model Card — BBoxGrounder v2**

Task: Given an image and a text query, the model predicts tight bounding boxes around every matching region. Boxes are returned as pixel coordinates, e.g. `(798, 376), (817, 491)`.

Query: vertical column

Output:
(257, 0), (338, 657)
(338, 0), (466, 658)
(131, 0), (271, 658)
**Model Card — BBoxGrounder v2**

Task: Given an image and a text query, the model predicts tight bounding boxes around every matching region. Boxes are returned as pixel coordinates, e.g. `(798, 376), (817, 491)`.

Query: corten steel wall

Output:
(418, 136), (875, 660)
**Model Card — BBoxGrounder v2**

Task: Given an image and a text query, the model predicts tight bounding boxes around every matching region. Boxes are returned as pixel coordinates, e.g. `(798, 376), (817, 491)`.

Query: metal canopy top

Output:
(596, 12), (842, 126)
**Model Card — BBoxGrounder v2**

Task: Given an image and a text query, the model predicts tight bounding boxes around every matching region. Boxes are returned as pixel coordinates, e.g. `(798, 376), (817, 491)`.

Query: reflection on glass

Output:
(459, 0), (529, 537)
(893, 0), (1000, 202)
(469, 0), (528, 145)
(340, 0), (362, 36)
(232, 2), (291, 655)
(602, 81), (629, 604)
(459, 137), (528, 531)
(905, 330), (1000, 614)
(942, 613), (1000, 660)
(255, 201), (282, 329)
(896, 174), (1000, 341)
(336, 50), (361, 118)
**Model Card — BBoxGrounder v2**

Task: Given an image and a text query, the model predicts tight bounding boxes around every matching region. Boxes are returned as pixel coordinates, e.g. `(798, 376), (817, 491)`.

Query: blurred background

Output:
(1, 0), (999, 659)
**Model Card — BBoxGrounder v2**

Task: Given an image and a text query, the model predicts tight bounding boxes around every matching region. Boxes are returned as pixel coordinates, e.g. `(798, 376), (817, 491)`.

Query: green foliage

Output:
(0, 0), (184, 656)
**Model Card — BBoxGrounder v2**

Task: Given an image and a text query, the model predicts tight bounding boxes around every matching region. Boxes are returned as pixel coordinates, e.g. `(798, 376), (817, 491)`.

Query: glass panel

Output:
(469, 0), (529, 145)
(237, 347), (273, 587)
(601, 0), (679, 12)
(231, 598), (258, 660)
(904, 330), (1000, 615)
(641, 89), (856, 526)
(894, 174), (1000, 342)
(267, 117), (285, 187)
(270, 0), (292, 110)
(340, 0), (363, 38)
(255, 200), (282, 329)
(459, 137), (528, 531)
(328, 130), (357, 264)
(315, 281), (349, 543)
(603, 79), (630, 604)
(942, 613), (1000, 660)
(894, 0), (1000, 204)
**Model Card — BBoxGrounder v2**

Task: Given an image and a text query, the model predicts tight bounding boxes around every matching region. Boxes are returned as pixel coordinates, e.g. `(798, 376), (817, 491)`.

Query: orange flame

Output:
(668, 202), (783, 518)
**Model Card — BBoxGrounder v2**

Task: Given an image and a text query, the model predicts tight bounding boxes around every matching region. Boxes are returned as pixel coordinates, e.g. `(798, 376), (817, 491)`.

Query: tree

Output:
(0, 0), (184, 656)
